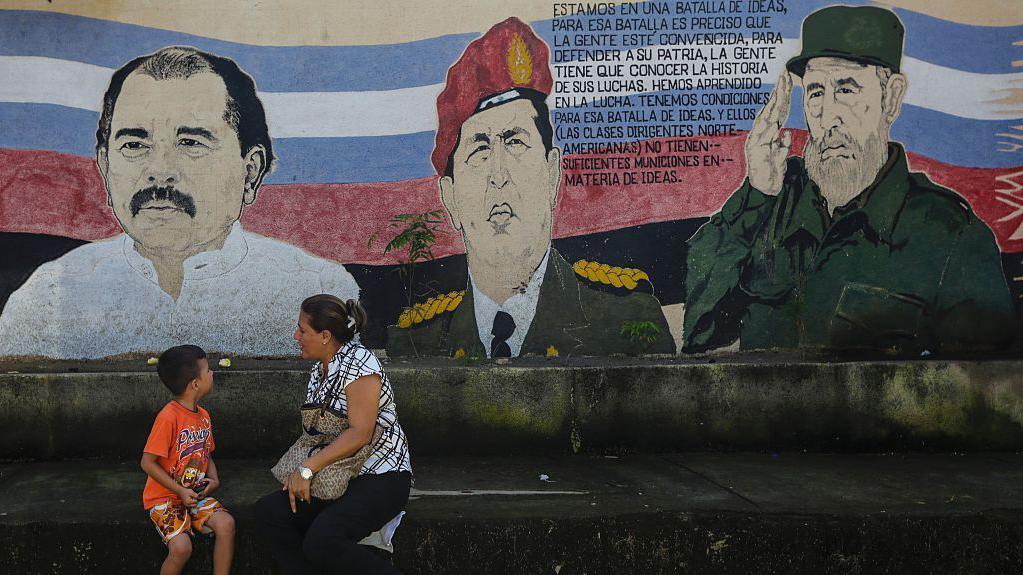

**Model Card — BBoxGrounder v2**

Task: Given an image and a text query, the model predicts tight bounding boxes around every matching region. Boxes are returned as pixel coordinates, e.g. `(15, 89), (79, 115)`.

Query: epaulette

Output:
(573, 259), (650, 290)
(396, 290), (465, 328)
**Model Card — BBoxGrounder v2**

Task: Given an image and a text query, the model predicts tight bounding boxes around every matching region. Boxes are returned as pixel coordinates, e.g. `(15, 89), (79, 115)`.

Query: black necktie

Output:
(490, 311), (515, 358)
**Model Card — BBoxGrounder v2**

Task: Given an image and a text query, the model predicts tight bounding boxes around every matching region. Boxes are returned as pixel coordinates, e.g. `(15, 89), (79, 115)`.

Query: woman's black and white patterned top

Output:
(304, 342), (412, 476)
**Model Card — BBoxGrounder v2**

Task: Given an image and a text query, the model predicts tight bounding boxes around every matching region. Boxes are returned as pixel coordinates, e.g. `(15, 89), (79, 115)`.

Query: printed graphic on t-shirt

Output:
(171, 423), (212, 489)
(142, 404), (216, 509)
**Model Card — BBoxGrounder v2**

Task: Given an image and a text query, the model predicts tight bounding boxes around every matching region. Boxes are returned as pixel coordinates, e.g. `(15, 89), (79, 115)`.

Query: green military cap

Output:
(786, 5), (905, 77)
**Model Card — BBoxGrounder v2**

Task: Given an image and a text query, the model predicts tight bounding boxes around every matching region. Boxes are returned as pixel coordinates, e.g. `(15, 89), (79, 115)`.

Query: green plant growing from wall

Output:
(370, 210), (445, 356)
(620, 320), (661, 355)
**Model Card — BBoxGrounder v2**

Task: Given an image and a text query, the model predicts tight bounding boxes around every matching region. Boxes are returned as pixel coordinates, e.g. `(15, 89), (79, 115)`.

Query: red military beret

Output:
(431, 17), (554, 176)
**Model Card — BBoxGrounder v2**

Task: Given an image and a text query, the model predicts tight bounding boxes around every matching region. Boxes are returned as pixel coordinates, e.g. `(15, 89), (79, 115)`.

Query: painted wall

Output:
(0, 0), (1020, 359)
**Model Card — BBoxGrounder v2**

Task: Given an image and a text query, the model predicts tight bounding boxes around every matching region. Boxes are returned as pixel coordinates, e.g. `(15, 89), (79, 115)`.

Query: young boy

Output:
(141, 345), (235, 575)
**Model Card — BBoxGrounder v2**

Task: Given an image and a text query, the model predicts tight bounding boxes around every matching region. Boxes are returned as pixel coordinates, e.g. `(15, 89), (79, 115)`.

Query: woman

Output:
(256, 295), (412, 574)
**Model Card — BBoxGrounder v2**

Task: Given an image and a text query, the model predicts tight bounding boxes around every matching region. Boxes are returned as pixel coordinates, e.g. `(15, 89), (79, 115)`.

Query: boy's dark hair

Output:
(157, 345), (207, 395)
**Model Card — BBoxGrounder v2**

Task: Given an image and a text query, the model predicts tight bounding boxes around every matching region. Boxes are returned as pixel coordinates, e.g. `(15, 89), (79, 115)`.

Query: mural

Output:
(0, 47), (359, 358)
(682, 6), (1019, 354)
(0, 1), (1020, 359)
(386, 18), (672, 358)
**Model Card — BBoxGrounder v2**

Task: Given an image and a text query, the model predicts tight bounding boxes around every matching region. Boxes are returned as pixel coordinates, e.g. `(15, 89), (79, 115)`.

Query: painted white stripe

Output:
(0, 51), (1020, 142)
(263, 88), (441, 137)
(0, 56), (441, 138)
(0, 57), (112, 112)
(903, 58), (1023, 121)
(552, 40), (1023, 121)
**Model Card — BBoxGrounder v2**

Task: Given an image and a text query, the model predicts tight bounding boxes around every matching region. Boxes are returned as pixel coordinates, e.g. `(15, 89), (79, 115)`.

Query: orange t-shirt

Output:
(142, 401), (216, 509)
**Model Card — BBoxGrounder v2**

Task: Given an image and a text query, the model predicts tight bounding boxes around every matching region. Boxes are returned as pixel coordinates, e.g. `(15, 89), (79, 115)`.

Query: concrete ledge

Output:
(2, 360), (1023, 459)
(2, 454), (1023, 574)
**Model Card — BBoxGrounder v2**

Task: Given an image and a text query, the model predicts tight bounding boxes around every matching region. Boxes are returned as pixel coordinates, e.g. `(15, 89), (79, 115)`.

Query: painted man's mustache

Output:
(129, 185), (196, 218)
(812, 130), (856, 155)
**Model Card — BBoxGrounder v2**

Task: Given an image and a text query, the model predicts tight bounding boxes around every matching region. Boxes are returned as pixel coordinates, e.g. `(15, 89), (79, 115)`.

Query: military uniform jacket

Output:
(683, 143), (1019, 354)
(387, 249), (673, 357)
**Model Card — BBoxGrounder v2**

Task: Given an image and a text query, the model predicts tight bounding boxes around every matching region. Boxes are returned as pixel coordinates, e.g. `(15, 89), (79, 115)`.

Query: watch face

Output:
(300, 467), (314, 480)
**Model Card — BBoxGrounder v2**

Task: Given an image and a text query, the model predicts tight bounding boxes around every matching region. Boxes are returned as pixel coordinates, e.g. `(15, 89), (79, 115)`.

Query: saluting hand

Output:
(745, 71), (794, 196)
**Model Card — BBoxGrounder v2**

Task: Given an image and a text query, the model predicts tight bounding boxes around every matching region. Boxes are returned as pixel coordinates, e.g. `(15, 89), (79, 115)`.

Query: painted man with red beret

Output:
(387, 18), (672, 358)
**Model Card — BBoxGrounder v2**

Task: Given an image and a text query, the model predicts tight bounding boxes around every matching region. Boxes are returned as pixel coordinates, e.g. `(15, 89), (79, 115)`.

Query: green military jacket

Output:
(387, 249), (673, 357)
(683, 143), (1019, 354)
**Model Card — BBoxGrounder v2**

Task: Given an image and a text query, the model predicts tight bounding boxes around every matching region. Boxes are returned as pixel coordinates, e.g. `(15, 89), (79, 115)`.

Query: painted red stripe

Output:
(1, 139), (1021, 266)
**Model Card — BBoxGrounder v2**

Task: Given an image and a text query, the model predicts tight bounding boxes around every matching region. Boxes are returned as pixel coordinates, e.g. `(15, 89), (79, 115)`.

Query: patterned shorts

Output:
(148, 497), (226, 544)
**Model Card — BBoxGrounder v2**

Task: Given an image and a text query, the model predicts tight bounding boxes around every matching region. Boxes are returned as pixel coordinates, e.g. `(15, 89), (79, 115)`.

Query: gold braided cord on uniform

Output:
(572, 260), (650, 290)
(397, 291), (465, 328)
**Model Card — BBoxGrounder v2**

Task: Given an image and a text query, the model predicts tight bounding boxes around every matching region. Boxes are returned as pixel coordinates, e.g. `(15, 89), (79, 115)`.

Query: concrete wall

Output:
(0, 1), (1020, 359)
(3, 360), (1023, 460)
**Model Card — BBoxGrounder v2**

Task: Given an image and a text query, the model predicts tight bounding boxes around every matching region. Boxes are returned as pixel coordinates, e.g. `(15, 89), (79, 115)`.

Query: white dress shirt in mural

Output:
(0, 223), (359, 359)
(469, 248), (550, 358)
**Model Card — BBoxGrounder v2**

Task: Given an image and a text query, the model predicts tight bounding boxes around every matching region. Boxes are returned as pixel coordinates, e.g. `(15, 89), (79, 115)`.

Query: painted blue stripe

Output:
(271, 135), (436, 184)
(894, 8), (1023, 75)
(0, 103), (437, 183)
(0, 104), (102, 157)
(2, 99), (1020, 178)
(0, 10), (474, 92)
(787, 98), (1023, 171)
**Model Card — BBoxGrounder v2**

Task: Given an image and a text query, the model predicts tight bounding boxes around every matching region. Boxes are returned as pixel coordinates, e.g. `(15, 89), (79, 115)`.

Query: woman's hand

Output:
(284, 469), (311, 513)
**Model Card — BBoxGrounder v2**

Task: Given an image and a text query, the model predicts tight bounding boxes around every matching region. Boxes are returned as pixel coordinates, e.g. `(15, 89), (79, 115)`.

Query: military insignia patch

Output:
(396, 290), (465, 328)
(572, 259), (651, 291)
(506, 32), (533, 85)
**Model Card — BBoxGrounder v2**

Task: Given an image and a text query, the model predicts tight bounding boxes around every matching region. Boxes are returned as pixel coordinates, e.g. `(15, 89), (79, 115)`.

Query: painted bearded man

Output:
(682, 6), (1018, 355)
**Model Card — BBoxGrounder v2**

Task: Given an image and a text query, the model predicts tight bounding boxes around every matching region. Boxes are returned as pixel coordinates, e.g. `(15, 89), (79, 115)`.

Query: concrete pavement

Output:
(3, 453), (1023, 573)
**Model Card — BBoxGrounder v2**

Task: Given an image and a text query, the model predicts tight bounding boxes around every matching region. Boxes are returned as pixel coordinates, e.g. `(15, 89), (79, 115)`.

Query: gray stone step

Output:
(3, 453), (1023, 574)
(2, 359), (1023, 460)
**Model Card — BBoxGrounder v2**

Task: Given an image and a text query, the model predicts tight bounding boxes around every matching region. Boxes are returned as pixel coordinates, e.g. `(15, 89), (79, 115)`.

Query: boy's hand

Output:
(199, 477), (219, 497)
(177, 485), (200, 507)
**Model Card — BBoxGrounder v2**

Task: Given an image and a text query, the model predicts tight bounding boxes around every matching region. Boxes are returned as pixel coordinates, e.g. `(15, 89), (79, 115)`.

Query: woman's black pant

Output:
(255, 471), (411, 575)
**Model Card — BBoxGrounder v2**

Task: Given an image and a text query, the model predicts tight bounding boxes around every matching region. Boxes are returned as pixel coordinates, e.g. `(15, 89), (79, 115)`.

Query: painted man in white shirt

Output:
(0, 46), (358, 358)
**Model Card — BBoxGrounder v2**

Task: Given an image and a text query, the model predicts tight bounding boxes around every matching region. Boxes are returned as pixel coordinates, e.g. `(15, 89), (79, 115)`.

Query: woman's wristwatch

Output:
(298, 466), (315, 480)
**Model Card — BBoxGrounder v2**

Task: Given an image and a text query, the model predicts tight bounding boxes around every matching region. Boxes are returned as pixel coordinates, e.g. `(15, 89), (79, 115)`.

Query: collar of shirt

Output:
(310, 340), (357, 394)
(122, 221), (249, 284)
(316, 340), (357, 377)
(469, 247), (551, 358)
(832, 142), (911, 243)
(783, 142), (910, 246)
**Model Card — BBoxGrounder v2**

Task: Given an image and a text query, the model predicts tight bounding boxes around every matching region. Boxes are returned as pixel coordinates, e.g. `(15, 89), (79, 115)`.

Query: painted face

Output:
(440, 99), (561, 276)
(294, 311), (328, 360)
(100, 71), (260, 254)
(802, 58), (892, 199)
